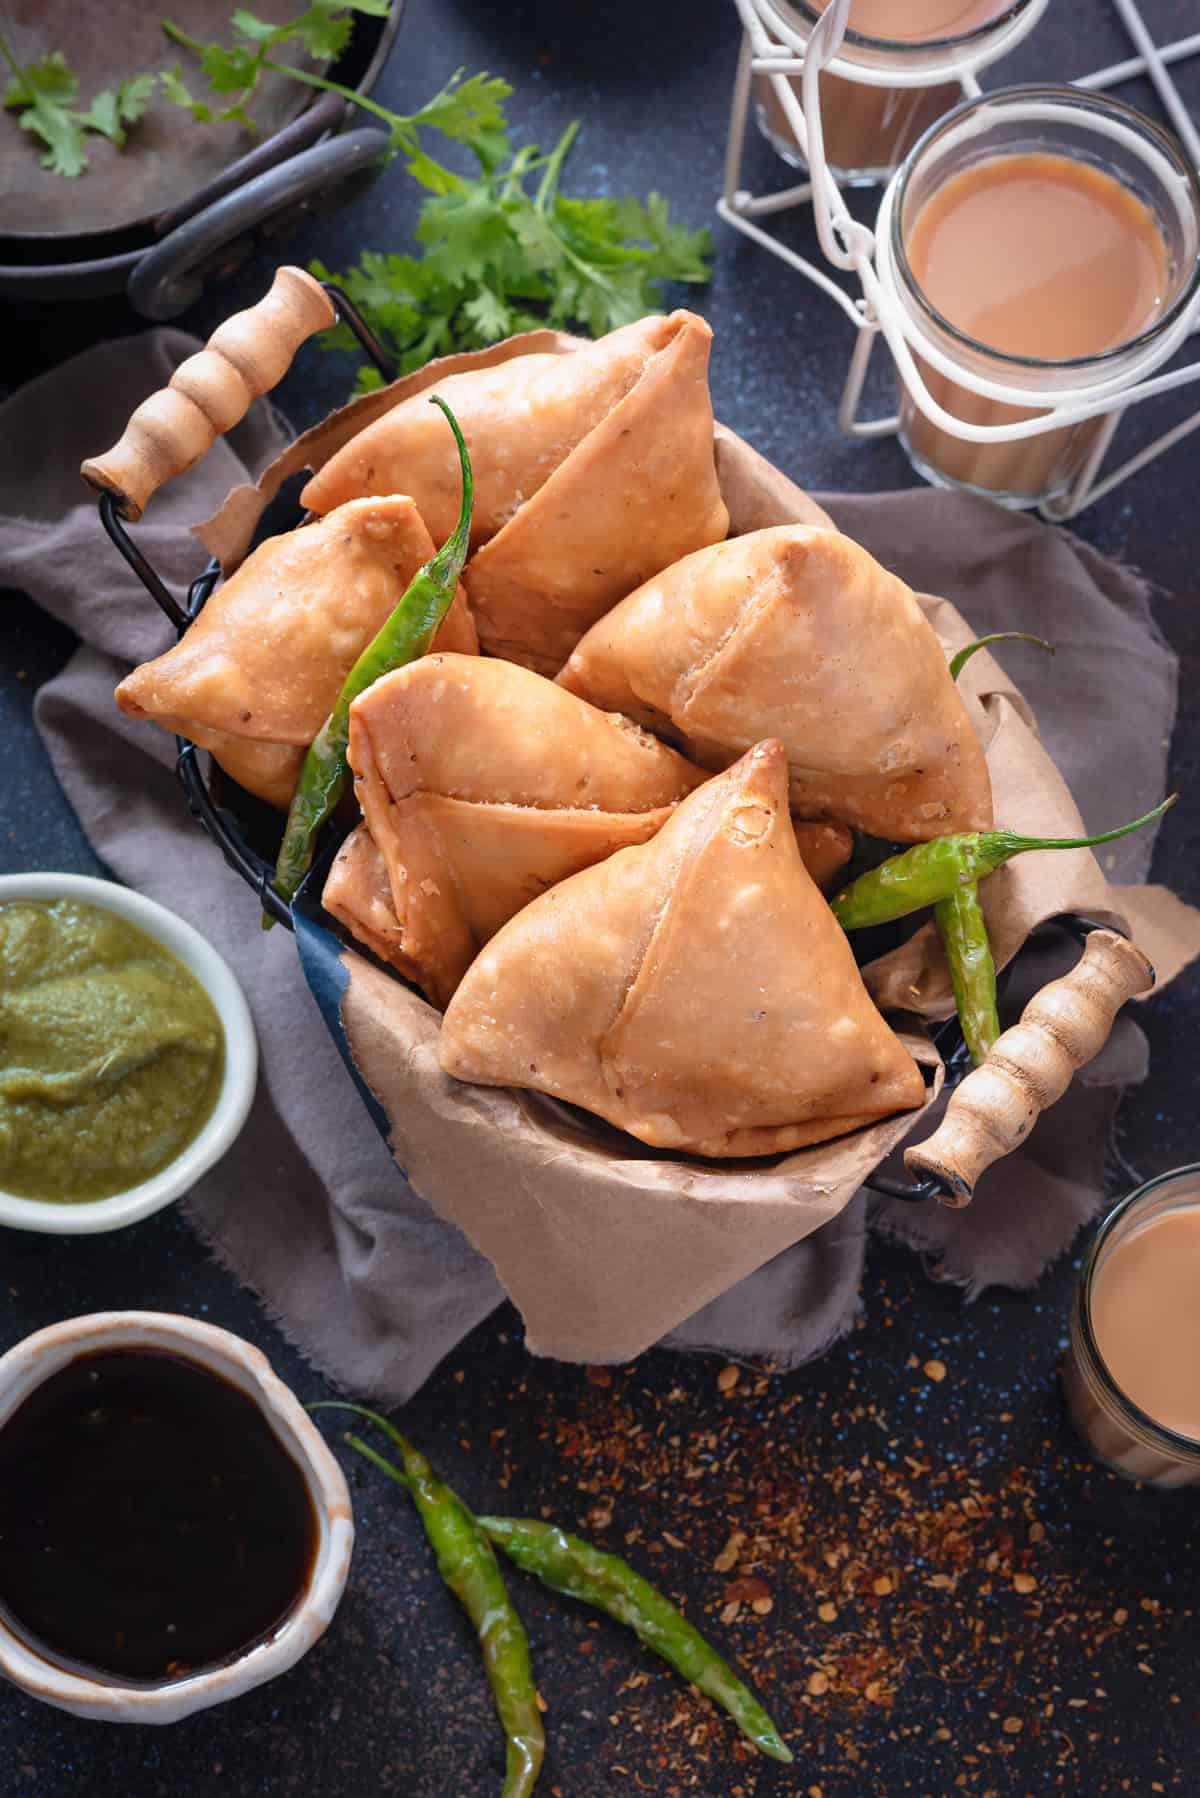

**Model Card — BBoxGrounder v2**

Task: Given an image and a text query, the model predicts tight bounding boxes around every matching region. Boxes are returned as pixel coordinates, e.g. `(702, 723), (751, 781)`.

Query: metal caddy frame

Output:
(721, 0), (1200, 520)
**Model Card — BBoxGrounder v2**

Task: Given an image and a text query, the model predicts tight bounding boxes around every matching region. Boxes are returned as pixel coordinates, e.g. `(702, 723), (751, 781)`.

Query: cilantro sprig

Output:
(308, 86), (712, 386)
(161, 0), (391, 136)
(159, 6), (712, 378)
(1, 2), (712, 369)
(0, 33), (155, 178)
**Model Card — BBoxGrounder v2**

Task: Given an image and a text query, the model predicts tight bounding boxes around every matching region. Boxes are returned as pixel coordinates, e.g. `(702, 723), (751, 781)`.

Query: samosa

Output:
(558, 525), (992, 840)
(334, 654), (703, 1006)
(439, 740), (927, 1157)
(115, 496), (476, 808)
(328, 810), (853, 996)
(301, 313), (729, 675)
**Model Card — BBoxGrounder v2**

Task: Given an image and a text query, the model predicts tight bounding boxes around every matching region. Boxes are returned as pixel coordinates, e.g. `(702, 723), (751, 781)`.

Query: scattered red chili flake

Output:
(456, 1280), (1188, 1794)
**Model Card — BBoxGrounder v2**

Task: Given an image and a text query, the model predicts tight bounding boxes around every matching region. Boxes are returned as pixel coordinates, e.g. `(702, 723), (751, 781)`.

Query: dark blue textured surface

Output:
(1, 2), (1199, 1792)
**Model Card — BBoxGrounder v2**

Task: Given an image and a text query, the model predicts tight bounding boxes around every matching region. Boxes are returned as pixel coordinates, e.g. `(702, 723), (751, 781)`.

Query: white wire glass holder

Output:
(720, 0), (1200, 519)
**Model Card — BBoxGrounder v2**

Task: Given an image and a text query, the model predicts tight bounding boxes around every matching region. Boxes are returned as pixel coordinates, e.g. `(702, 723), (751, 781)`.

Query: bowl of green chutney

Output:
(0, 874), (257, 1233)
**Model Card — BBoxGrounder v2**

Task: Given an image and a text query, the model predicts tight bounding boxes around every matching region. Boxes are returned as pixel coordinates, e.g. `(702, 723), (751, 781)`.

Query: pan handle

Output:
(80, 262), (336, 521)
(902, 928), (1154, 1208)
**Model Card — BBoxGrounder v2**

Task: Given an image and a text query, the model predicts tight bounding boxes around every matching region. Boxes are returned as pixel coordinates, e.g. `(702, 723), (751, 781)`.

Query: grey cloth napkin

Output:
(0, 330), (1176, 1400)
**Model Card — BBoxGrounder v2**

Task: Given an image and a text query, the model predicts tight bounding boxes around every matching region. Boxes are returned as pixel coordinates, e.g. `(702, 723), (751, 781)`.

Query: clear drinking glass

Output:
(753, 0), (1044, 185)
(891, 86), (1200, 506)
(1063, 1166), (1200, 1489)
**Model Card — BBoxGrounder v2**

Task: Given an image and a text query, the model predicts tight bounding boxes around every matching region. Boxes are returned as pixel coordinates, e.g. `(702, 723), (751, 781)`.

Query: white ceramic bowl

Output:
(0, 1312), (354, 1722)
(0, 873), (256, 1233)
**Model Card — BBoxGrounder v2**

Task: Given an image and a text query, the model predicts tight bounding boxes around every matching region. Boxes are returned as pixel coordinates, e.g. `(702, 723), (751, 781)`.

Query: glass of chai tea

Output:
(754, 0), (1044, 185)
(890, 85), (1200, 506)
(1063, 1166), (1200, 1488)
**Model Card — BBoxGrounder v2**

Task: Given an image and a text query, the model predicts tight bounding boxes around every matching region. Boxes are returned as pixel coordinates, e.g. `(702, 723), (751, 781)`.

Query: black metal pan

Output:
(0, 0), (401, 308)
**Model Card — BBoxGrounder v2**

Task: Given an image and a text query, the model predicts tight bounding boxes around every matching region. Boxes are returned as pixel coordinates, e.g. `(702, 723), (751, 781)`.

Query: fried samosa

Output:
(793, 821), (853, 893)
(558, 526), (992, 841)
(301, 313), (729, 675)
(115, 497), (476, 807)
(439, 739), (927, 1157)
(335, 653), (703, 1005)
(327, 811), (852, 987)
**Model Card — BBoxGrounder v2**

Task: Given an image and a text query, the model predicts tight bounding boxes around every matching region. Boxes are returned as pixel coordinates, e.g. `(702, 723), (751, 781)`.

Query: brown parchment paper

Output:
(194, 330), (1151, 1363)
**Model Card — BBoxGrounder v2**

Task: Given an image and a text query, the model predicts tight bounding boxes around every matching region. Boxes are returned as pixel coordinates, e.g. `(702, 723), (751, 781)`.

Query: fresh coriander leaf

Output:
(509, 207), (563, 275)
(200, 40), (259, 94)
(114, 72), (157, 126)
(402, 145), (466, 195)
(613, 192), (712, 281)
(295, 4), (355, 63)
(416, 181), (517, 286)
(412, 69), (512, 169)
(230, 9), (280, 44)
(0, 41), (85, 174)
(462, 287), (512, 342)
(307, 67), (711, 375)
(18, 102), (87, 176)
(160, 63), (213, 123)
(0, 32), (149, 173)
(76, 88), (123, 144)
(16, 50), (78, 107)
(77, 76), (155, 148)
(354, 364), (387, 394)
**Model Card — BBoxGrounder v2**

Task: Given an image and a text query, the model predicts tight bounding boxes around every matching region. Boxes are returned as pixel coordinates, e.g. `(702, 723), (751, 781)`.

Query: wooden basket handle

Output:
(903, 928), (1154, 1208)
(80, 266), (336, 522)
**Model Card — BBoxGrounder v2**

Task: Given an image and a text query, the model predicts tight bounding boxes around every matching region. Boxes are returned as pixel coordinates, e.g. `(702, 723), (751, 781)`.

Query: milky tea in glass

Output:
(892, 88), (1200, 506)
(754, 1), (1037, 184)
(1064, 1168), (1200, 1488)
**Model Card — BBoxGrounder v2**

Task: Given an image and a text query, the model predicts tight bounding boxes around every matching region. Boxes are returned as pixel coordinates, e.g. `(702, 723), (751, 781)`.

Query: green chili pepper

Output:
(314, 1403), (543, 1798)
(934, 881), (999, 1067)
(478, 1516), (793, 1765)
(322, 1409), (794, 1770)
(266, 395), (473, 924)
(831, 795), (1175, 932)
(933, 628), (1055, 1064)
(948, 631), (1055, 681)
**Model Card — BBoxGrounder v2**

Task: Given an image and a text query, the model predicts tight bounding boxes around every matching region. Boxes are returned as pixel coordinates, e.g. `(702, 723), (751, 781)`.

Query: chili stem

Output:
(949, 632), (1055, 681)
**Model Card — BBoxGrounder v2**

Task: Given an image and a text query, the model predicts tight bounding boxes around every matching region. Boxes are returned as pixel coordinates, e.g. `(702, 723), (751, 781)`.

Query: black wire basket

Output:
(92, 276), (1121, 1207)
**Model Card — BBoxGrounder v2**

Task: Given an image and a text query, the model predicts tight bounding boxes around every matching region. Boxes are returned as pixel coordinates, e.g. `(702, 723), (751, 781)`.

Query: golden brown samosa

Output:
(336, 653), (703, 1005)
(301, 313), (729, 675)
(325, 816), (852, 985)
(439, 739), (927, 1157)
(793, 821), (853, 893)
(115, 497), (475, 807)
(558, 526), (992, 841)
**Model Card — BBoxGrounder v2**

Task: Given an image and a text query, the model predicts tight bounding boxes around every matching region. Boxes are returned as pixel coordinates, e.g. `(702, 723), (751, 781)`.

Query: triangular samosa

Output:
(558, 525), (992, 840)
(792, 820), (852, 893)
(301, 313), (729, 675)
(336, 653), (703, 1005)
(115, 497), (475, 807)
(327, 810), (852, 990)
(462, 314), (729, 674)
(439, 739), (927, 1156)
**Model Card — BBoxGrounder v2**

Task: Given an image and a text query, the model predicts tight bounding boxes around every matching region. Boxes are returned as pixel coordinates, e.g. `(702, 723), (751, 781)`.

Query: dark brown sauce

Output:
(0, 1348), (318, 1685)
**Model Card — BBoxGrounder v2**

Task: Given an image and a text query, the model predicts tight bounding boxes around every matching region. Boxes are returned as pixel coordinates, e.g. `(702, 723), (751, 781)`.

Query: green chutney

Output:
(0, 899), (225, 1203)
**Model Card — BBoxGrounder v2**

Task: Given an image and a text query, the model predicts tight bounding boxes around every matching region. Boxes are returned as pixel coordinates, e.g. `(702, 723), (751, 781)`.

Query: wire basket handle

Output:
(80, 266), (336, 522)
(903, 928), (1154, 1207)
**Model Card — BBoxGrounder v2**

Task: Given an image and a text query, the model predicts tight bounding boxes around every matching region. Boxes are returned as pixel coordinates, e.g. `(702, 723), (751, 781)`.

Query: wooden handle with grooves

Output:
(903, 929), (1155, 1208)
(80, 267), (336, 521)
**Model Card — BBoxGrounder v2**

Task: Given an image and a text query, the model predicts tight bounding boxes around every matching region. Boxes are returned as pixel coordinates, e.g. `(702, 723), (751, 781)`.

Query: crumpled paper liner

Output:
(195, 329), (1151, 1363)
(341, 954), (941, 1363)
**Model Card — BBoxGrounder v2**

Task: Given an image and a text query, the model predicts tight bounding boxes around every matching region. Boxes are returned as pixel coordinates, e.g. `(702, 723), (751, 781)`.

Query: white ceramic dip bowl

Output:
(0, 1311), (354, 1722)
(0, 872), (256, 1233)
